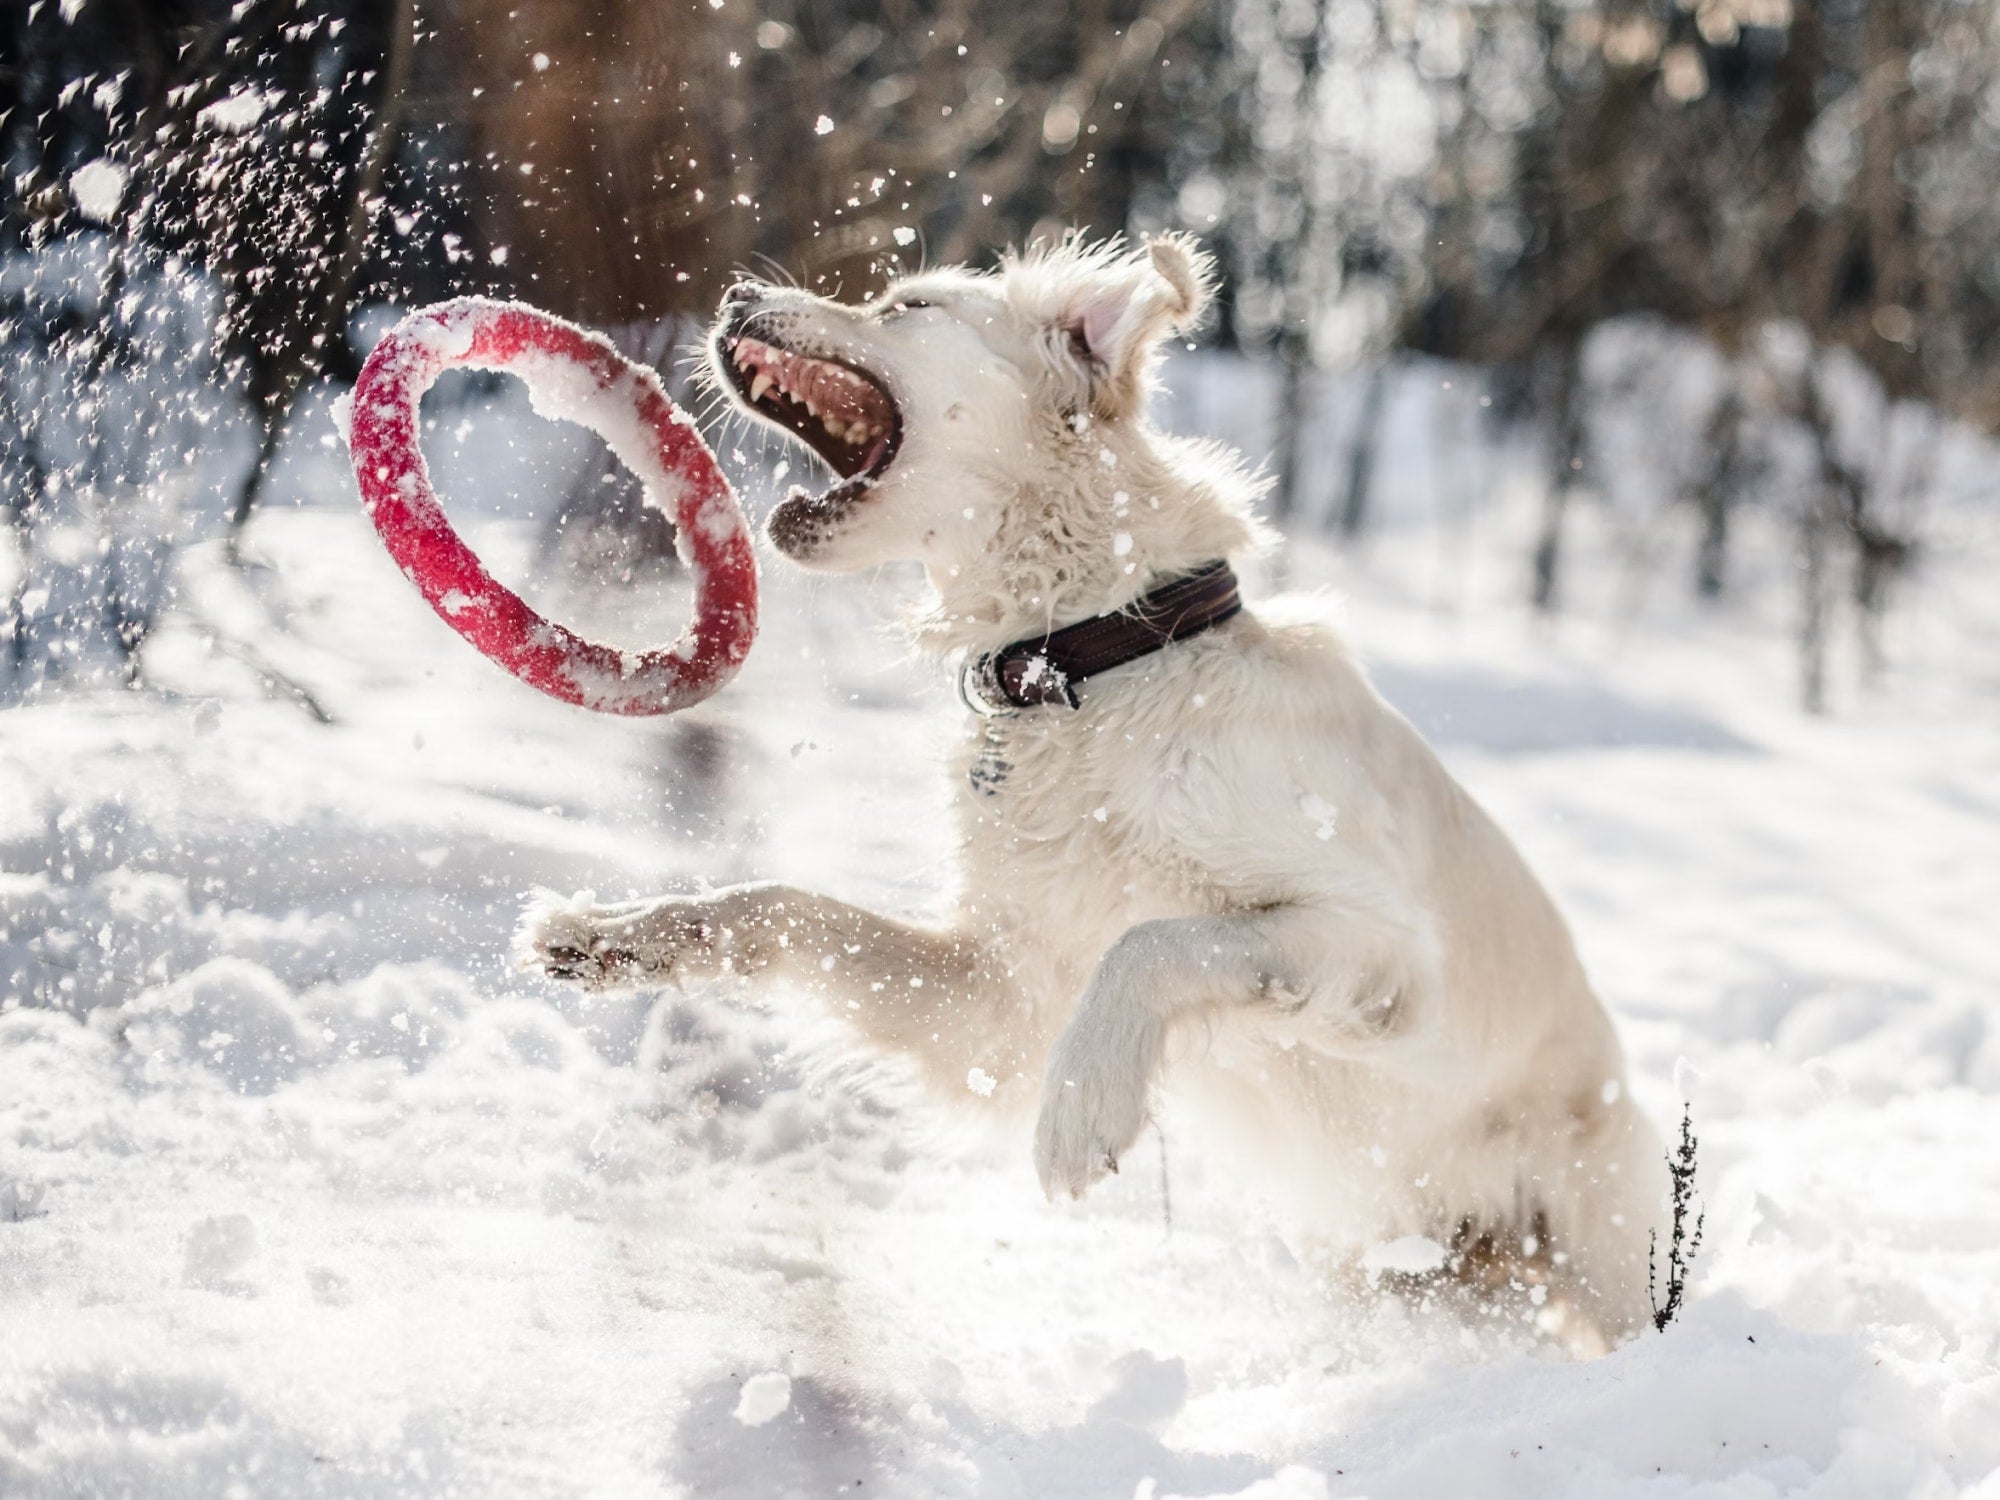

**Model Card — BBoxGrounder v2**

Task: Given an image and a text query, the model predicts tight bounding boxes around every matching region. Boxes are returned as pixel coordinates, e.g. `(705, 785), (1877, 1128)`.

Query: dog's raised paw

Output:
(515, 889), (665, 991)
(1032, 1026), (1154, 1200)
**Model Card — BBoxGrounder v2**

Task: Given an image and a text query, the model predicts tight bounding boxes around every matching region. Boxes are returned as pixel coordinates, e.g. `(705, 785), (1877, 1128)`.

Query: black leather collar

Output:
(958, 561), (1244, 714)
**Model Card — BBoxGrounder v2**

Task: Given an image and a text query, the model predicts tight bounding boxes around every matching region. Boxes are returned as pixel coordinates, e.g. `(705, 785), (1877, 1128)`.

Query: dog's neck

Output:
(911, 416), (1265, 656)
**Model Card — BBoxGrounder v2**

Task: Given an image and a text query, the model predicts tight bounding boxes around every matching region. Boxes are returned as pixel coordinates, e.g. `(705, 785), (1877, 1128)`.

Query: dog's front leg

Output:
(1034, 911), (1291, 1199)
(518, 883), (1018, 1073)
(1034, 905), (1432, 1198)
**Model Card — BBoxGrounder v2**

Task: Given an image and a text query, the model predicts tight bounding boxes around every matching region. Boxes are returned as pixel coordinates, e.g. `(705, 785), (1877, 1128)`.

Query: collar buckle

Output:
(957, 652), (1016, 718)
(955, 560), (1242, 719)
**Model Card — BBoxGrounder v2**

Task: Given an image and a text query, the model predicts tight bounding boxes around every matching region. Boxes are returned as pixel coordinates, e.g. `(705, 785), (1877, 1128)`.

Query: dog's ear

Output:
(1058, 234), (1214, 418)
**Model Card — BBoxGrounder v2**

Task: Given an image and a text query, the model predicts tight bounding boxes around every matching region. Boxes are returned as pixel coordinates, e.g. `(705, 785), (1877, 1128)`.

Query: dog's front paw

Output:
(515, 889), (696, 991)
(1033, 1015), (1158, 1200)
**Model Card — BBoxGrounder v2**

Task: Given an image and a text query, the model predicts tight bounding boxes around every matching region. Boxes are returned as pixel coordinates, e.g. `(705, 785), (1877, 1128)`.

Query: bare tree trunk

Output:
(1531, 342), (1583, 613)
(1338, 362), (1390, 539)
(1, 380), (52, 682)
(1694, 387), (1742, 599)
(1798, 357), (1854, 714)
(1852, 409), (1928, 682)
(1260, 0), (1331, 544)
(1798, 489), (1833, 715)
(1796, 354), (1917, 708)
(1269, 331), (1313, 530)
(1850, 519), (1912, 684)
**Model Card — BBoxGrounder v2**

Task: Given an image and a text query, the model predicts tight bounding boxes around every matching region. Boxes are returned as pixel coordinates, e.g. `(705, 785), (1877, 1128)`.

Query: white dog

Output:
(520, 235), (1664, 1344)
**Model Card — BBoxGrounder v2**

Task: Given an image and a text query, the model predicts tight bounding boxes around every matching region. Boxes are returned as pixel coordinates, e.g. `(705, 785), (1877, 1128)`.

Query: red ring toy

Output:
(344, 297), (757, 716)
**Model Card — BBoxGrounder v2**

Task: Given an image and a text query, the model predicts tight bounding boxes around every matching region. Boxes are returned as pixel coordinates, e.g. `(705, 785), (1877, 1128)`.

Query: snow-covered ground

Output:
(3, 366), (1998, 1498)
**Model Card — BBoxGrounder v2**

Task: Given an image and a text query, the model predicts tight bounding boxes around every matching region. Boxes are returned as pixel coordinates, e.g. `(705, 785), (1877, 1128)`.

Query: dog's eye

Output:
(882, 298), (932, 318)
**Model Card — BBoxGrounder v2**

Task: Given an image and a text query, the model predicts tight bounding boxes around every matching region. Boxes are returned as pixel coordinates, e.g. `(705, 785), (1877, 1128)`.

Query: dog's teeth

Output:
(846, 421), (870, 444)
(823, 415), (844, 438)
(749, 373), (774, 403)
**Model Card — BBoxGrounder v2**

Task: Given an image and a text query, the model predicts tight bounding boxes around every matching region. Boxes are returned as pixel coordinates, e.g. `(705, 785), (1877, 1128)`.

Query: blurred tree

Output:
(435, 0), (1206, 323)
(430, 0), (1208, 577)
(9, 0), (1996, 710)
(1, 0), (485, 684)
(2, 0), (487, 533)
(1150, 0), (1999, 706)
(436, 0), (745, 324)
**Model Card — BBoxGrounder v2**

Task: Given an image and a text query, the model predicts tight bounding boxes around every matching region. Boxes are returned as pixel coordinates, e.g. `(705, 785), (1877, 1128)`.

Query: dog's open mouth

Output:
(722, 334), (901, 507)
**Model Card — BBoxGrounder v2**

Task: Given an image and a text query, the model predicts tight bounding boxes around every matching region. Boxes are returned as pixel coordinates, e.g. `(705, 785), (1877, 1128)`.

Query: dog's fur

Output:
(519, 235), (1664, 1344)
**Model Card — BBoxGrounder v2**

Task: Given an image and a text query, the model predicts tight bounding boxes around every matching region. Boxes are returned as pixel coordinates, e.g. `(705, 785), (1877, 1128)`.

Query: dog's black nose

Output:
(715, 280), (769, 339)
(708, 280), (760, 342)
(718, 280), (765, 316)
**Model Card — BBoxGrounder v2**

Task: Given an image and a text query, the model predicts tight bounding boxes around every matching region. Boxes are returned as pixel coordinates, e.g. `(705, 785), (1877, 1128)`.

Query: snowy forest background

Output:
(11, 0), (2000, 702)
(3, 2), (1998, 1497)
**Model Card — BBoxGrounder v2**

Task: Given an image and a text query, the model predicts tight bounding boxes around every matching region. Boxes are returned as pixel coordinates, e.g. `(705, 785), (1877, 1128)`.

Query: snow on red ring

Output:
(342, 297), (757, 716)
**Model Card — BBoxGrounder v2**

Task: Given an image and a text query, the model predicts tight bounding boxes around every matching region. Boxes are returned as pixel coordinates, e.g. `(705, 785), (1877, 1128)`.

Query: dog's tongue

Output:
(816, 368), (892, 430)
(791, 431), (891, 504)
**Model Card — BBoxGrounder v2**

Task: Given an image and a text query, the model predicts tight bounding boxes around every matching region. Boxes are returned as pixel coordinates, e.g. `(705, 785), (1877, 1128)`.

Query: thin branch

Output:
(1648, 1103), (1707, 1332)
